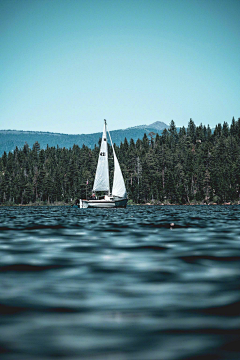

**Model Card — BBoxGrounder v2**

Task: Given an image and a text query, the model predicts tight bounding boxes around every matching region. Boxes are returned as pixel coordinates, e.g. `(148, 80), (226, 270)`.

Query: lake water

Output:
(0, 205), (239, 360)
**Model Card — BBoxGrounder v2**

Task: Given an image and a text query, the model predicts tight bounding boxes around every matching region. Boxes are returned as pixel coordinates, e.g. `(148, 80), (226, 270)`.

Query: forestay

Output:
(92, 123), (109, 192)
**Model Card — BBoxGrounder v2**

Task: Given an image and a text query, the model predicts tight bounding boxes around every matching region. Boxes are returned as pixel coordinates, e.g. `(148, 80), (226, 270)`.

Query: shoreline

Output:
(1, 201), (240, 207)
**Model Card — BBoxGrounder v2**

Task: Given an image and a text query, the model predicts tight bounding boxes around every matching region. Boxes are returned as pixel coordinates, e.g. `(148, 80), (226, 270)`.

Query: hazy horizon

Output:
(0, 119), (170, 135)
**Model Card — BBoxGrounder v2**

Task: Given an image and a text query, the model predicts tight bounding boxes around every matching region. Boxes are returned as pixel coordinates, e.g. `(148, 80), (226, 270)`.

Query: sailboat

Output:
(80, 120), (128, 208)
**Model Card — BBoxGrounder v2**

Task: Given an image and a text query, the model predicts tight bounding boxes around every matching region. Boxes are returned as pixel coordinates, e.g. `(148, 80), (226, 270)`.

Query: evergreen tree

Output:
(0, 117), (239, 205)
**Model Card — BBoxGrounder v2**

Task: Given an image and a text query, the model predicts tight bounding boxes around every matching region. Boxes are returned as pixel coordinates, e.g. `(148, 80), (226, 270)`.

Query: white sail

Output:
(93, 122), (109, 192)
(112, 149), (127, 198)
(107, 129), (127, 199)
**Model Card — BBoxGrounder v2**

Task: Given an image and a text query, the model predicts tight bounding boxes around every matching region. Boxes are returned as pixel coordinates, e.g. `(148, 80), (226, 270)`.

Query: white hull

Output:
(81, 198), (127, 208)
(79, 199), (89, 208)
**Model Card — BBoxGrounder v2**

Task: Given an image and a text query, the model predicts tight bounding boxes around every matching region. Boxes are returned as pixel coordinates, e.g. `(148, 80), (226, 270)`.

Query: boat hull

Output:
(82, 198), (127, 208)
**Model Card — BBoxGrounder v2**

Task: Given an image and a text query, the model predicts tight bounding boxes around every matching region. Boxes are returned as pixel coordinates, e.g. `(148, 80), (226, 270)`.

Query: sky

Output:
(0, 0), (239, 134)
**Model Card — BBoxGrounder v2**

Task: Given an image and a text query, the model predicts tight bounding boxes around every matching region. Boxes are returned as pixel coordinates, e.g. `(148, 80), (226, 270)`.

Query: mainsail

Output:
(92, 121), (109, 193)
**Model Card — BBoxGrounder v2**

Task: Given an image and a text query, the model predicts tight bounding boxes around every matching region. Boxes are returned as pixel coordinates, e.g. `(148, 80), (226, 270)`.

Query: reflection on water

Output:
(0, 205), (240, 359)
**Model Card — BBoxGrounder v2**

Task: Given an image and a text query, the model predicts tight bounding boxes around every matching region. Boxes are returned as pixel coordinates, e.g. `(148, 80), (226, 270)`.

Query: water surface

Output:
(0, 205), (240, 359)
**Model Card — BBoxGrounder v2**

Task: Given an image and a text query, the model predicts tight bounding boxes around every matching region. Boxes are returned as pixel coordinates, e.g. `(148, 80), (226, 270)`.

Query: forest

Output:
(0, 117), (240, 205)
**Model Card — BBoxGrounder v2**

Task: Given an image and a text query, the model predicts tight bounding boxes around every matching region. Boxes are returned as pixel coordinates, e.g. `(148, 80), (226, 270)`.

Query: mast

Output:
(104, 119), (110, 196)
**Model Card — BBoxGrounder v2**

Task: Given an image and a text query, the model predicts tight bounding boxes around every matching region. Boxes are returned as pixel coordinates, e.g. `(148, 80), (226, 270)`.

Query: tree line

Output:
(0, 117), (240, 205)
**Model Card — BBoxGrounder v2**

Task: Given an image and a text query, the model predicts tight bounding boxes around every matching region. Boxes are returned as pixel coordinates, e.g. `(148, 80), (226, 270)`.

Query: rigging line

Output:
(105, 121), (110, 196)
(107, 125), (116, 196)
(107, 126), (115, 156)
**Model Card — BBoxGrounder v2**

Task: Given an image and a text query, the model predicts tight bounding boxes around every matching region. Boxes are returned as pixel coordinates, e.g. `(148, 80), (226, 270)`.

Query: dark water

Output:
(0, 205), (240, 360)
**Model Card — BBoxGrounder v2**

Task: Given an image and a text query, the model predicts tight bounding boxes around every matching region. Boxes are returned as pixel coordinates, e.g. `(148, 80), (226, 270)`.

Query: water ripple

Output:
(0, 205), (239, 359)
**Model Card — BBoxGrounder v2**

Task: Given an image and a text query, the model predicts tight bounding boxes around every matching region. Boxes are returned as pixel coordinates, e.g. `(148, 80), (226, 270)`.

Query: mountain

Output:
(0, 121), (169, 155)
(126, 121), (168, 131)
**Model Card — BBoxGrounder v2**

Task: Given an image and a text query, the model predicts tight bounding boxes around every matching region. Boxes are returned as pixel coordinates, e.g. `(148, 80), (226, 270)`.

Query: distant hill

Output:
(126, 121), (168, 131)
(0, 121), (169, 155)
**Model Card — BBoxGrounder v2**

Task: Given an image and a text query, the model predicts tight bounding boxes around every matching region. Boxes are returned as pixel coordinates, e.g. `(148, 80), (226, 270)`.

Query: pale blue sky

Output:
(0, 0), (239, 134)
